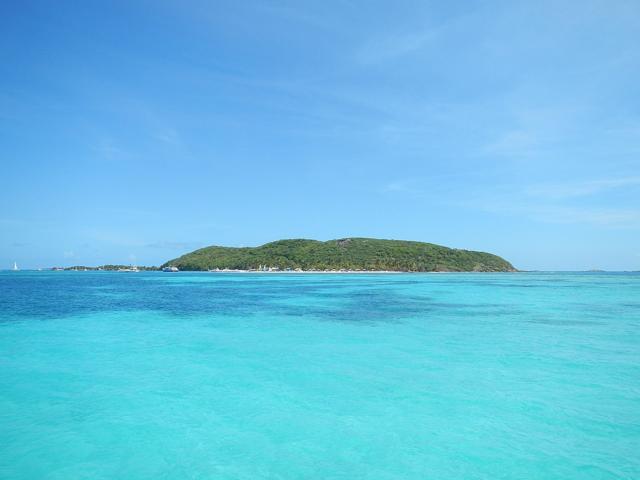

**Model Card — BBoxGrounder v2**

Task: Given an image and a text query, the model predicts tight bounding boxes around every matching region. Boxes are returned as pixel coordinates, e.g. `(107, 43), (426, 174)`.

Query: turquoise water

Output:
(1, 271), (639, 479)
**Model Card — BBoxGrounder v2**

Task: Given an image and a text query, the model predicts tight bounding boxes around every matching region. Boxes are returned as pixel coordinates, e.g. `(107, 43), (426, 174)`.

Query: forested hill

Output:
(162, 238), (517, 272)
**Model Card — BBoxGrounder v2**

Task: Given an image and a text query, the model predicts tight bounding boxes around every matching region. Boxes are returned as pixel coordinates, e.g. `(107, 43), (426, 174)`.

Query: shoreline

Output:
(36, 268), (515, 274)
(195, 269), (516, 274)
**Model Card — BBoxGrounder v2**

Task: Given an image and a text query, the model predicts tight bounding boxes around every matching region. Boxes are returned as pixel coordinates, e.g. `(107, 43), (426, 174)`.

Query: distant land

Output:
(60, 265), (158, 271)
(162, 238), (517, 272)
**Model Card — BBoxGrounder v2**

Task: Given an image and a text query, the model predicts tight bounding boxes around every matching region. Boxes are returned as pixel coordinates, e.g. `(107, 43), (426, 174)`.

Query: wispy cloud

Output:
(402, 173), (640, 228)
(483, 129), (540, 158)
(381, 180), (416, 194)
(144, 241), (200, 250)
(94, 138), (134, 161)
(525, 177), (640, 199)
(482, 202), (640, 227)
(525, 176), (640, 200)
(357, 30), (437, 65)
(153, 128), (181, 146)
(460, 186), (640, 227)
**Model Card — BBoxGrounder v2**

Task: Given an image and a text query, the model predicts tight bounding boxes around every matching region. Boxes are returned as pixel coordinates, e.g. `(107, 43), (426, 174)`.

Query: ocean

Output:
(1, 271), (638, 479)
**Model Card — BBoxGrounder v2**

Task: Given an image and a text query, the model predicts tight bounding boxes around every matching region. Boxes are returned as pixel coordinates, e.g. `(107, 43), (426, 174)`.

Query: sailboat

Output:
(12, 262), (18, 271)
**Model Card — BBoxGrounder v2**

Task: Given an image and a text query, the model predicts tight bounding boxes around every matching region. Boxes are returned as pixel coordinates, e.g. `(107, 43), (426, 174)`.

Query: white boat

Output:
(162, 266), (179, 272)
(12, 262), (18, 271)
(118, 266), (140, 272)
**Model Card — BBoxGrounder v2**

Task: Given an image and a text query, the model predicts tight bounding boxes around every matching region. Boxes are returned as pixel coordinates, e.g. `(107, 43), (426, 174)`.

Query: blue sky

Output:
(1, 0), (639, 270)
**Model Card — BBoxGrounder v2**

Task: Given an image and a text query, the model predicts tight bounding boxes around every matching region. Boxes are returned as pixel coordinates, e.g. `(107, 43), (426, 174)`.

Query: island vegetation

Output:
(162, 238), (516, 272)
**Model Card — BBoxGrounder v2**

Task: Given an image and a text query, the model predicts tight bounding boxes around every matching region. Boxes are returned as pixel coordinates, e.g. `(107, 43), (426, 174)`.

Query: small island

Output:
(162, 238), (517, 272)
(58, 265), (159, 271)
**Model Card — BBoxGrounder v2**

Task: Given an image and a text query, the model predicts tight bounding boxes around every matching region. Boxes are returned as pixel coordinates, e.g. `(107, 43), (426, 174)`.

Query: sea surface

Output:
(0, 271), (639, 479)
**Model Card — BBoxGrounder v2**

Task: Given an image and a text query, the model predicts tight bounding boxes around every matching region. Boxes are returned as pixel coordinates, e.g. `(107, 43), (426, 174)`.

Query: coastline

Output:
(16, 268), (521, 274)
(195, 269), (513, 274)
(206, 269), (406, 274)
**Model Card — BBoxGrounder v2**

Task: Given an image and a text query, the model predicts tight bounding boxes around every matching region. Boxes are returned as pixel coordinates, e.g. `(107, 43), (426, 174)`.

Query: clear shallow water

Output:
(1, 271), (639, 479)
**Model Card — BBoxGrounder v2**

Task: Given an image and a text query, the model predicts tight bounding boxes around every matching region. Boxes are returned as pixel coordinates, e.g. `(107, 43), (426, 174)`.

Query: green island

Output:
(162, 238), (516, 272)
